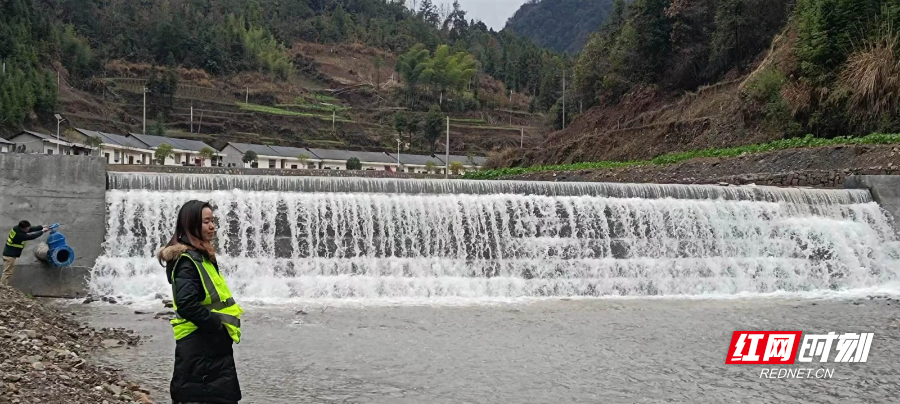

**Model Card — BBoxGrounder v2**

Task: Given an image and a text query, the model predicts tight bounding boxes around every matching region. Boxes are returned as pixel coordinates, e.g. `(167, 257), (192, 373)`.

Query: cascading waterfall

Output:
(93, 174), (900, 302)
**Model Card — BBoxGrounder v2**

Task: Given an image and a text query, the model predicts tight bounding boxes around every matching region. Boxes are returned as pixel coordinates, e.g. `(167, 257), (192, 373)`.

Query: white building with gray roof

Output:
(71, 128), (154, 165)
(267, 145), (322, 169)
(128, 133), (221, 166)
(222, 143), (401, 171)
(0, 138), (14, 153)
(221, 143), (284, 169)
(6, 130), (93, 156)
(395, 153), (446, 174)
(219, 142), (483, 174)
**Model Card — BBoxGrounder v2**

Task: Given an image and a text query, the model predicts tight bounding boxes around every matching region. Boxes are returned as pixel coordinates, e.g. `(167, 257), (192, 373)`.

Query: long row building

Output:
(1, 129), (486, 174)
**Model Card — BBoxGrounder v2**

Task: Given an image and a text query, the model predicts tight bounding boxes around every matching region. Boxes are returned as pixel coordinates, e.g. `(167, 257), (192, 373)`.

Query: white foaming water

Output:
(92, 176), (900, 303)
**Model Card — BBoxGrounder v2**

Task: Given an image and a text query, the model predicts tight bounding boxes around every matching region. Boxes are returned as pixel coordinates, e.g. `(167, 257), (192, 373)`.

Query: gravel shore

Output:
(0, 285), (153, 404)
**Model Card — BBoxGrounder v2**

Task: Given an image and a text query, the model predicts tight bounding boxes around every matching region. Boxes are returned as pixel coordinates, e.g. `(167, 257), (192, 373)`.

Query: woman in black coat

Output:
(158, 200), (242, 404)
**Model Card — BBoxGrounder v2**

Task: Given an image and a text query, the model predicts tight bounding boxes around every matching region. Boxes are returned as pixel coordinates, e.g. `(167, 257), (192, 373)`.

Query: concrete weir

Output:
(0, 154), (106, 297)
(845, 175), (900, 231)
(1, 152), (900, 298)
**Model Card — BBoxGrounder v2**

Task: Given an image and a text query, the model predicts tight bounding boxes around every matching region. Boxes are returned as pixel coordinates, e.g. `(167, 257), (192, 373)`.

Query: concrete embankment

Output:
(0, 154), (106, 297)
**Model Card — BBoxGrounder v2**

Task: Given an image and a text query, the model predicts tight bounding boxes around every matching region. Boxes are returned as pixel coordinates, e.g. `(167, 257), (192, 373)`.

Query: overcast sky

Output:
(408, 0), (525, 31)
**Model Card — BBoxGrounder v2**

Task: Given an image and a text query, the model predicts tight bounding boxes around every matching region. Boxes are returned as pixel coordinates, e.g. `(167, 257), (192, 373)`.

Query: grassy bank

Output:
(465, 133), (900, 180)
(237, 102), (353, 122)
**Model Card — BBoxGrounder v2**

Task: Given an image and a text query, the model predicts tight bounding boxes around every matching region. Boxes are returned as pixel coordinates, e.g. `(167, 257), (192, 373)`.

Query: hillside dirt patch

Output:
(499, 79), (783, 169)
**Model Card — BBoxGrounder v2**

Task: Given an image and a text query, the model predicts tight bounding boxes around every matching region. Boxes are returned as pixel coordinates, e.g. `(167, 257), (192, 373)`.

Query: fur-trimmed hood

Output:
(159, 236), (218, 285)
(159, 237), (200, 285)
(158, 243), (194, 262)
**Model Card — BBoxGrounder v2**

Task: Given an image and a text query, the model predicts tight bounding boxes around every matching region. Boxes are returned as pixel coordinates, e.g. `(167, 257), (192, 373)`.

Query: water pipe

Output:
(33, 223), (75, 267)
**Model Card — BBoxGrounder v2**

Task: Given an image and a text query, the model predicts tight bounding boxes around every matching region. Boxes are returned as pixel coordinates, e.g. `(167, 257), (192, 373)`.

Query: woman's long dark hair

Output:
(157, 200), (217, 265)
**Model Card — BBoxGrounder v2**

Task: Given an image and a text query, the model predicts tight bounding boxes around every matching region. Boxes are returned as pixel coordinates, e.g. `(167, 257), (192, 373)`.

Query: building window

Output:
(268, 160), (276, 168)
(47, 149), (53, 155)
(308, 163), (316, 169)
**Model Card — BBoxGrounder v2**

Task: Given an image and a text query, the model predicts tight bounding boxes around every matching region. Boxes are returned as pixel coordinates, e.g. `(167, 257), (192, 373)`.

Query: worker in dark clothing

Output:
(3, 221), (49, 286)
(158, 201), (243, 404)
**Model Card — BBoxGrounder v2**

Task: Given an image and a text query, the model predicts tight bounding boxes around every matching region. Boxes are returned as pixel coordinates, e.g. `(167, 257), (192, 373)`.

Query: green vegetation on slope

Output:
(569, 0), (900, 140)
(276, 97), (350, 113)
(574, 0), (791, 108)
(0, 0), (60, 126)
(3, 0), (570, 129)
(396, 44), (477, 110)
(237, 102), (352, 123)
(786, 0), (900, 136)
(466, 133), (900, 179)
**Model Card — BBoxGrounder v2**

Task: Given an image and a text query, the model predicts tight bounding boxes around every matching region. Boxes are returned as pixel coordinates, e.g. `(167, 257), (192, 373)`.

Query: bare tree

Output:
(437, 3), (452, 27)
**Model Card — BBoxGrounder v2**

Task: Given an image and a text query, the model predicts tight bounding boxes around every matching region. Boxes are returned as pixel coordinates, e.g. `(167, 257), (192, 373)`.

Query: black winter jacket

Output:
(3, 225), (44, 258)
(160, 238), (241, 404)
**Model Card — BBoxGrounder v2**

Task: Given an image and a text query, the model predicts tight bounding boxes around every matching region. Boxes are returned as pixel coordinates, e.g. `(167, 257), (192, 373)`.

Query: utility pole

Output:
(332, 109), (336, 131)
(397, 138), (402, 173)
(445, 116), (450, 178)
(142, 87), (149, 134)
(562, 74), (566, 130)
(245, 87), (249, 104)
(56, 118), (61, 155)
(190, 103), (194, 133)
(54, 114), (65, 156)
(520, 127), (524, 149)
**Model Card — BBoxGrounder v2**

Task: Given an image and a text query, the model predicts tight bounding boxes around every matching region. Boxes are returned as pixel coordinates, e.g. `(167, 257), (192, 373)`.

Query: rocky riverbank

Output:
(0, 285), (153, 404)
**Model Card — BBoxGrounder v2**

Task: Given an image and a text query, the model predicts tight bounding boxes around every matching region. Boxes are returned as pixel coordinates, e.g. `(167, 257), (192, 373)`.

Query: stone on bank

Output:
(0, 285), (152, 403)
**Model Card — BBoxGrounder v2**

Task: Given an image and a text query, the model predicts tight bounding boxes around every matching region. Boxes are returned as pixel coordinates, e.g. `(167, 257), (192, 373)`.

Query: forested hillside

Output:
(494, 0), (900, 169)
(0, 0), (567, 136)
(505, 0), (619, 54)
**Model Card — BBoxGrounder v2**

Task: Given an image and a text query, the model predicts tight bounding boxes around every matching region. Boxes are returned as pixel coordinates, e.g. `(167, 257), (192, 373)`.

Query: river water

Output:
(71, 295), (900, 404)
(79, 175), (900, 402)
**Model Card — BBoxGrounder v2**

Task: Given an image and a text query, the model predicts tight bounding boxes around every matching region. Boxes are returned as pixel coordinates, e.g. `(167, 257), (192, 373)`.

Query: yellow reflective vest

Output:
(170, 253), (243, 344)
(6, 228), (24, 249)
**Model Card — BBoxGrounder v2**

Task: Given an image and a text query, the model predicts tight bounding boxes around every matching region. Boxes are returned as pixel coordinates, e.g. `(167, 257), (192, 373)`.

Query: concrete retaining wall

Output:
(0, 154), (106, 297)
(845, 175), (900, 232)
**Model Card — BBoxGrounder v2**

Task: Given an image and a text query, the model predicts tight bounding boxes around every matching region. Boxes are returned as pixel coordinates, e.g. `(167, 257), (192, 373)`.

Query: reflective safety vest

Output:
(6, 228), (24, 249)
(170, 253), (243, 344)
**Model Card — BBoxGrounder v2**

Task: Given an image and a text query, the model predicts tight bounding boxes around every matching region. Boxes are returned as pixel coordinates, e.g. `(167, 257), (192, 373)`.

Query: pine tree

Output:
(630, 0), (673, 82)
(151, 113), (167, 137)
(418, 0), (440, 26)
